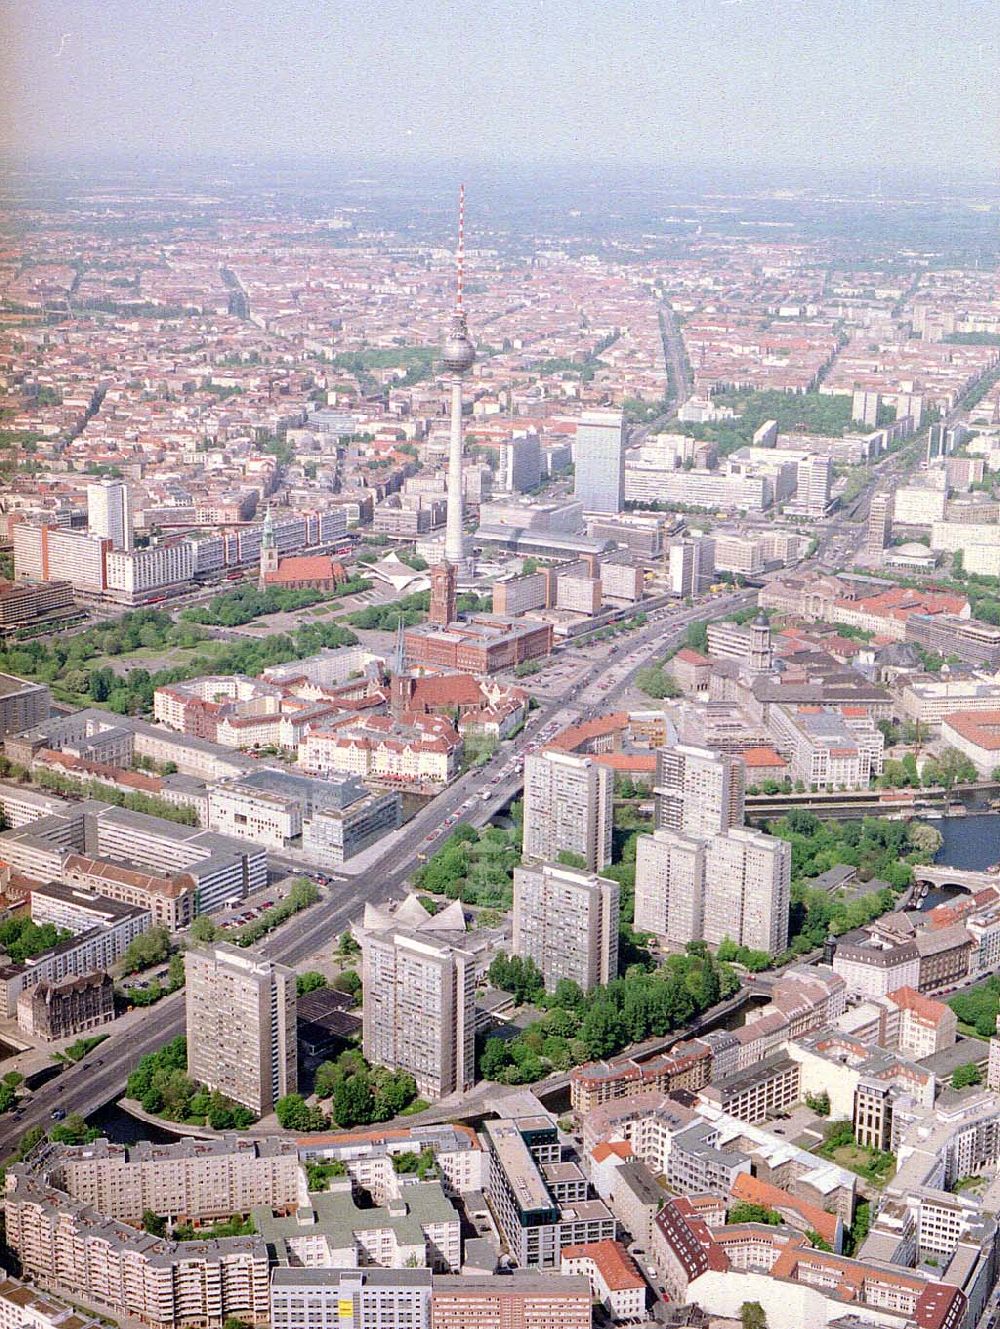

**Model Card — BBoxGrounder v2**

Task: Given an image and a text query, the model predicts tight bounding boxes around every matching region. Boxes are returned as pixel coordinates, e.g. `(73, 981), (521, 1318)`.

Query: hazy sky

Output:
(3, 0), (998, 177)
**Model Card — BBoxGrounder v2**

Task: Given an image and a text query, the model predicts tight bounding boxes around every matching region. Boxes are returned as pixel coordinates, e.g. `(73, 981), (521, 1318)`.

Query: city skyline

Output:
(2, 0), (998, 179)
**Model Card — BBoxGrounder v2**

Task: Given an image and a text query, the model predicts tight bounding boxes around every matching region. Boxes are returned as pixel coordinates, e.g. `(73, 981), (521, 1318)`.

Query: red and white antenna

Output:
(456, 183), (465, 313)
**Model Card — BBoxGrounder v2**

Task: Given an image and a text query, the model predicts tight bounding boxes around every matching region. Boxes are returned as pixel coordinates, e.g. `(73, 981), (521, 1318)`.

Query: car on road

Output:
(50, 1108), (66, 1121)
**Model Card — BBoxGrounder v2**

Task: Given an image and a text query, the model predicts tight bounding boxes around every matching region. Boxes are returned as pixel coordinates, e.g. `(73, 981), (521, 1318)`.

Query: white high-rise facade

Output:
(703, 827), (791, 954)
(654, 743), (745, 838)
(574, 410), (626, 514)
(512, 863), (619, 992)
(87, 479), (133, 551)
(358, 897), (475, 1100)
(522, 749), (613, 871)
(796, 455), (833, 517)
(668, 536), (716, 598)
(634, 828), (706, 944)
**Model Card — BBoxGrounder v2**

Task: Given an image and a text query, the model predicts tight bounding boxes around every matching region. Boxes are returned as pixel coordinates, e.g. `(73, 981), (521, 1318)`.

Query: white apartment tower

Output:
(703, 827), (791, 955)
(668, 536), (716, 598)
(185, 943), (297, 1116)
(633, 828), (707, 945)
(796, 456), (833, 517)
(87, 479), (133, 551)
(358, 896), (475, 1100)
(654, 743), (745, 838)
(512, 863), (619, 992)
(523, 749), (613, 871)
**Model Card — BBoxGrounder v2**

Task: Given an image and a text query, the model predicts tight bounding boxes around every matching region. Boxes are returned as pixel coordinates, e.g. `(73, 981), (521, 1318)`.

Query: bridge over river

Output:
(912, 865), (1000, 896)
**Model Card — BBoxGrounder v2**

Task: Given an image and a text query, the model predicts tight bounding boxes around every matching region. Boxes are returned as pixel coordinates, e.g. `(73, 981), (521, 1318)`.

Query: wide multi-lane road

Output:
(0, 591), (755, 1155)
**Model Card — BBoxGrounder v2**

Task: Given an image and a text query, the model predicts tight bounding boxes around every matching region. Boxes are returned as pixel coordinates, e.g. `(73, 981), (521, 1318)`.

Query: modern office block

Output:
(523, 749), (613, 871)
(87, 479), (133, 551)
(513, 863), (619, 992)
(574, 410), (625, 514)
(668, 536), (715, 597)
(185, 943), (297, 1116)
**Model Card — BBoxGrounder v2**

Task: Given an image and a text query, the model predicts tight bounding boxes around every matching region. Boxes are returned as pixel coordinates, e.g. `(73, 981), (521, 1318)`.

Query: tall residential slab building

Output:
(573, 410), (625, 514)
(185, 943), (297, 1116)
(523, 749), (613, 872)
(358, 896), (475, 1100)
(86, 479), (133, 551)
(867, 489), (894, 556)
(512, 863), (619, 992)
(654, 743), (745, 839)
(703, 827), (791, 955)
(633, 828), (707, 945)
(667, 535), (716, 598)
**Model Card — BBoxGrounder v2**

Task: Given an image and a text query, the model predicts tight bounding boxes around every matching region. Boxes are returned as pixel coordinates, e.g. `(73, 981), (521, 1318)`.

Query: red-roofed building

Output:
(941, 710), (1000, 777)
(264, 554), (345, 590)
(561, 1241), (645, 1321)
(651, 1199), (966, 1329)
(730, 1172), (843, 1251)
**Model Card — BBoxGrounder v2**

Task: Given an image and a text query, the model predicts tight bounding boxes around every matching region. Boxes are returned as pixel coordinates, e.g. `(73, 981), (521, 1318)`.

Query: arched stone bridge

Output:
(912, 866), (1000, 896)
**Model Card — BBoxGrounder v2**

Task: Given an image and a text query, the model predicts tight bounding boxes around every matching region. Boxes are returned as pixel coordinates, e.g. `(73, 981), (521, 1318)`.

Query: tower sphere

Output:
(442, 312), (476, 375)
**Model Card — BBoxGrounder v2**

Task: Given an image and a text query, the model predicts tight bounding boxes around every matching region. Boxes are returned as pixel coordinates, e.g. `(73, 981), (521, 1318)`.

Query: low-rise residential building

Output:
(16, 971), (115, 1040)
(560, 1241), (645, 1322)
(430, 1275), (592, 1329)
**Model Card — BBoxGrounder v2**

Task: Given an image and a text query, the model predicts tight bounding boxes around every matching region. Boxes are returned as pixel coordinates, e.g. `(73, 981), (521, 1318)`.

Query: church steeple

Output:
(259, 505), (279, 590)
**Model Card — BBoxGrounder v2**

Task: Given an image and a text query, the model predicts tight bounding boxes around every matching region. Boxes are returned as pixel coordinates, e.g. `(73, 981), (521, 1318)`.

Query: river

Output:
(934, 813), (1000, 872)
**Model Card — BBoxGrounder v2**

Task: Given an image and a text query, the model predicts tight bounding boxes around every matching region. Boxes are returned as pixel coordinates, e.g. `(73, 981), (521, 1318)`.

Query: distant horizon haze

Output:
(2, 0), (997, 178)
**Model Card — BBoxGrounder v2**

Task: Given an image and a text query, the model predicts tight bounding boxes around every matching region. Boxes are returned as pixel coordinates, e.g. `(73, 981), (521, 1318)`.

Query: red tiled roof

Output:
(562, 1240), (645, 1292)
(741, 745), (787, 769)
(730, 1172), (840, 1247)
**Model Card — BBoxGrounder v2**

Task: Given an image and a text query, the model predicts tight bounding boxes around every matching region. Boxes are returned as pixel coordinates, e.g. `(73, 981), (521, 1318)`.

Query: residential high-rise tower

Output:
(185, 942), (297, 1115)
(358, 896), (475, 1099)
(512, 862), (619, 991)
(654, 743), (745, 838)
(522, 749), (613, 871)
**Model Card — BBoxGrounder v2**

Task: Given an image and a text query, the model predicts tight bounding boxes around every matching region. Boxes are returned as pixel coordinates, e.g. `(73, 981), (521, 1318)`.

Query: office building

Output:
(667, 536), (715, 597)
(87, 479), (133, 550)
(654, 743), (745, 838)
(794, 455), (833, 516)
(358, 897), (475, 1100)
(482, 1117), (615, 1270)
(867, 489), (894, 555)
(512, 863), (619, 992)
(13, 524), (111, 595)
(574, 410), (625, 514)
(633, 828), (707, 944)
(497, 431), (543, 493)
(185, 943), (297, 1116)
(431, 1276), (592, 1329)
(272, 1269), (432, 1329)
(703, 827), (791, 954)
(0, 579), (75, 632)
(523, 749), (613, 871)
(17, 972), (115, 1041)
(0, 672), (50, 738)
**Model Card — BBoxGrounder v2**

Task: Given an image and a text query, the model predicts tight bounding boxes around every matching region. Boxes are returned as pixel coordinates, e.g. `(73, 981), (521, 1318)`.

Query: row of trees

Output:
(125, 1036), (256, 1129)
(276, 1049), (421, 1130)
(182, 584), (364, 628)
(478, 946), (738, 1085)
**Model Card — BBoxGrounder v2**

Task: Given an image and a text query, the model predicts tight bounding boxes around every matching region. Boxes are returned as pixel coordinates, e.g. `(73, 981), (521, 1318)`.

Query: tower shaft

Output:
(445, 378), (465, 565)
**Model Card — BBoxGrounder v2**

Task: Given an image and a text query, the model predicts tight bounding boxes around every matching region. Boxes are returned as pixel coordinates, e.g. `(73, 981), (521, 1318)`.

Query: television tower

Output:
(442, 184), (476, 569)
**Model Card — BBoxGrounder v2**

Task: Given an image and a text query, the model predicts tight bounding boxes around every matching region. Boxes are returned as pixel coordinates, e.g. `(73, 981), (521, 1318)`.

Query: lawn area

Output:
(824, 1142), (895, 1188)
